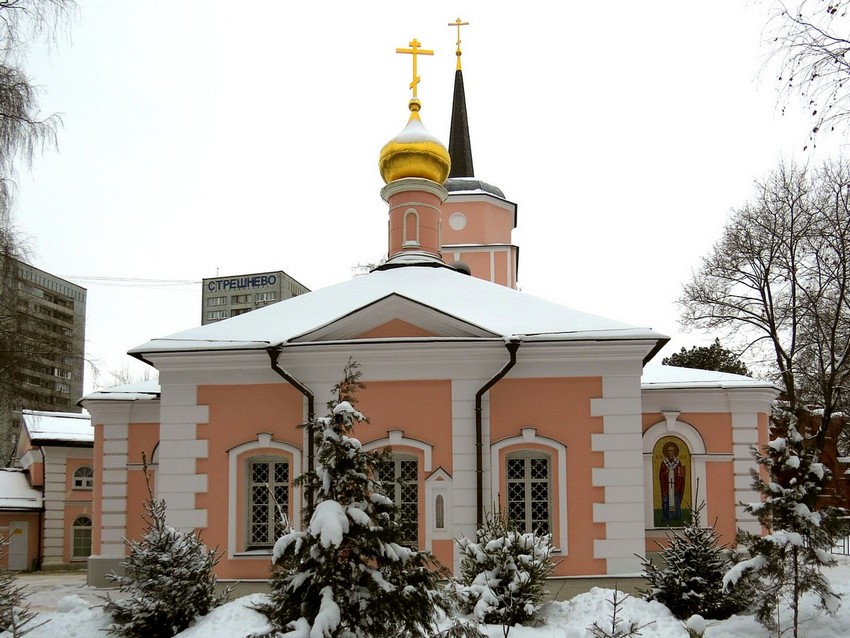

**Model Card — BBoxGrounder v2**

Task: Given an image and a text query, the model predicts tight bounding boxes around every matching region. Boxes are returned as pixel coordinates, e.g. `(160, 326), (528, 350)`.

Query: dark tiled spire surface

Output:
(448, 68), (474, 178)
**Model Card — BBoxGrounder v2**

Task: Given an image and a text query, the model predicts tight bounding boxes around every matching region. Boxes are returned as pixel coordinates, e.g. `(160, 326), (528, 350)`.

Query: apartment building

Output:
(201, 270), (309, 325)
(1, 260), (86, 465)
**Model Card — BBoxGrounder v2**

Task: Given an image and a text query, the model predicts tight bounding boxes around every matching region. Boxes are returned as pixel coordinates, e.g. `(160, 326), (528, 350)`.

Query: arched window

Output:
(375, 454), (419, 545)
(72, 516), (92, 560)
(506, 451), (551, 534)
(73, 466), (94, 490)
(435, 494), (445, 530)
(402, 209), (420, 247)
(247, 456), (290, 549)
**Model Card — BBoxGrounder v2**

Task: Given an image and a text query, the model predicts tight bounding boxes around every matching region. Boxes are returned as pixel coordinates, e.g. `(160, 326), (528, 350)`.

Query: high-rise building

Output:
(200, 270), (309, 325)
(1, 259), (86, 464)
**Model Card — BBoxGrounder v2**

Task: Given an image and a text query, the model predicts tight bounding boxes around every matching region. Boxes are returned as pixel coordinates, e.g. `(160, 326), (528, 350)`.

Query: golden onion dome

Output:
(379, 99), (451, 184)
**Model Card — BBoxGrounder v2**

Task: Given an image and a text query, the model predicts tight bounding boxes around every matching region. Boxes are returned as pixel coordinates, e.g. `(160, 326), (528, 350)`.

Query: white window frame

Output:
(491, 427), (568, 552)
(71, 516), (92, 560)
(73, 466), (94, 490)
(246, 455), (290, 550)
(227, 433), (301, 558)
(254, 291), (279, 303)
(505, 451), (552, 535)
(375, 453), (419, 546)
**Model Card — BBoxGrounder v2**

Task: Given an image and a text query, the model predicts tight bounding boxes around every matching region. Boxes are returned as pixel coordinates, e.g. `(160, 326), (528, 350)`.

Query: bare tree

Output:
(680, 160), (850, 451)
(765, 0), (850, 146)
(0, 0), (76, 465)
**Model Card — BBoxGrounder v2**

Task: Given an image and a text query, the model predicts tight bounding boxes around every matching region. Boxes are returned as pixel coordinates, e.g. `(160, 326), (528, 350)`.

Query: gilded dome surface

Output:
(379, 100), (451, 184)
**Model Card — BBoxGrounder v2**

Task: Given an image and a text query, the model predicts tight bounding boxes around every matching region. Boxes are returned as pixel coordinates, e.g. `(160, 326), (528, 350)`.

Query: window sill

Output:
(234, 550), (273, 557)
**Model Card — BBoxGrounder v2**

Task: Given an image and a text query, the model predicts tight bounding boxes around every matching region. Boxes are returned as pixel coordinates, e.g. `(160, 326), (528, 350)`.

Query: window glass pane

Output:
(506, 453), (551, 534)
(376, 455), (419, 546)
(248, 458), (289, 549)
(73, 466), (94, 489)
(72, 516), (92, 558)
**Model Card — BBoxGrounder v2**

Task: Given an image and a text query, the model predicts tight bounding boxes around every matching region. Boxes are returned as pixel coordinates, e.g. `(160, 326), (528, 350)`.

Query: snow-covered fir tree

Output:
(104, 463), (230, 638)
(255, 360), (453, 638)
(640, 498), (752, 620)
(453, 506), (554, 626)
(724, 408), (846, 638)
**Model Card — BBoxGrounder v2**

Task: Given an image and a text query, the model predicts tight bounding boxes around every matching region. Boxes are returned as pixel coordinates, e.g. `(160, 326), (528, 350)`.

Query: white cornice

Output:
(445, 192), (516, 213)
(381, 178), (448, 202)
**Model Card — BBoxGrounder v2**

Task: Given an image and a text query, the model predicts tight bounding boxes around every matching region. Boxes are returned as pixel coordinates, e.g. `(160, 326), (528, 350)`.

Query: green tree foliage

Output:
(640, 500), (752, 620)
(255, 360), (453, 638)
(662, 339), (750, 376)
(104, 466), (230, 638)
(453, 507), (554, 627)
(724, 408), (846, 638)
(680, 160), (850, 453)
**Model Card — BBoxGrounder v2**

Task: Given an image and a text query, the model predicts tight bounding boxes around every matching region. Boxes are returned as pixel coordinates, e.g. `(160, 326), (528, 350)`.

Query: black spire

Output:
(448, 67), (474, 178)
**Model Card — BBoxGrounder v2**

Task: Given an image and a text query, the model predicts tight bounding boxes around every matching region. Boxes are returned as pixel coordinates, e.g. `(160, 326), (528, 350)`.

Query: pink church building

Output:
(82, 41), (776, 589)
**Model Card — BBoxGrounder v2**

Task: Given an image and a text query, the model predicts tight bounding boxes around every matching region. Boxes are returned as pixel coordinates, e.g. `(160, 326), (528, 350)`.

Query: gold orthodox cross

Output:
(448, 18), (469, 70)
(396, 38), (433, 99)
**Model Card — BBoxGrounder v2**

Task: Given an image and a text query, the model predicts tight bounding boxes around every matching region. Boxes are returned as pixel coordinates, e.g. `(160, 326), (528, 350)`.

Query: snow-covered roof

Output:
(21, 410), (93, 444)
(0, 469), (42, 510)
(130, 266), (667, 357)
(641, 364), (779, 390)
(81, 379), (161, 402)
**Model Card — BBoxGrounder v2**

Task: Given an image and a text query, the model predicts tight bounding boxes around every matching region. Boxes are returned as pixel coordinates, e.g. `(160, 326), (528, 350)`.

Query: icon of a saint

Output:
(659, 441), (686, 521)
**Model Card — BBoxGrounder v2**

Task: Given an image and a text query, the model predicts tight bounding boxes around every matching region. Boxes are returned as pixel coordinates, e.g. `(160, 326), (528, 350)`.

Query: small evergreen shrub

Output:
(588, 589), (654, 638)
(724, 410), (845, 638)
(104, 465), (230, 638)
(454, 507), (554, 626)
(640, 499), (752, 620)
(0, 535), (45, 637)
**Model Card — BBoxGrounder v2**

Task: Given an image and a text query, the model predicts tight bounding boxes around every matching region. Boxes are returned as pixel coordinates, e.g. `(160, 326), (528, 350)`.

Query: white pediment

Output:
(289, 293), (498, 342)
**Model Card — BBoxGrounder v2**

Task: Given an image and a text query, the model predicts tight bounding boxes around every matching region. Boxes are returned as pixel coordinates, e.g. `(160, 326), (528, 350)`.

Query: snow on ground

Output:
(6, 558), (850, 638)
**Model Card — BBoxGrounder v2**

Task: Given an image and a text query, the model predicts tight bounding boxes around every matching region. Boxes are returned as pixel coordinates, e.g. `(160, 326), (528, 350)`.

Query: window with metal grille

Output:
(72, 516), (92, 559)
(375, 455), (419, 546)
(248, 457), (290, 549)
(506, 452), (551, 534)
(73, 466), (94, 489)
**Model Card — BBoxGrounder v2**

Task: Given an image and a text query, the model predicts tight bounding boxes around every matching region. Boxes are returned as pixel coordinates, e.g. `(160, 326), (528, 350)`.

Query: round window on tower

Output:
(448, 212), (467, 231)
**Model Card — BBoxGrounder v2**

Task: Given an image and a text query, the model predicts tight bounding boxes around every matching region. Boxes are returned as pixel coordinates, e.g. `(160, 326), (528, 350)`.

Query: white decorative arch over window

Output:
(363, 430), (432, 472)
(643, 415), (715, 528)
(403, 208), (420, 247)
(490, 427), (568, 553)
(227, 432), (301, 558)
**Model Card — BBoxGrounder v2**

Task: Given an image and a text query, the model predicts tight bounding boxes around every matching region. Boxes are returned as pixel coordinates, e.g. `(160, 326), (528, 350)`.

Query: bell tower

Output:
(440, 19), (519, 289)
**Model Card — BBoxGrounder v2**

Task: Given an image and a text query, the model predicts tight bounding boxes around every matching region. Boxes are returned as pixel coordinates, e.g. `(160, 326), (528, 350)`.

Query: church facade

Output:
(82, 39), (776, 586)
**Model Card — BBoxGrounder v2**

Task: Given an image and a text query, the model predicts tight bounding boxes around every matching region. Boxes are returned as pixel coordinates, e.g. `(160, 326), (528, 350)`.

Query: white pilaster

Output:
(590, 372), (645, 575)
(451, 379), (480, 571)
(157, 384), (209, 531)
(732, 411), (762, 534)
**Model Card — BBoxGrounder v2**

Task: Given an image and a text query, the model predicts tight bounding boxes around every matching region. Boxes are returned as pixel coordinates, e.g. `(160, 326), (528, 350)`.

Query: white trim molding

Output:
(227, 432), (302, 559)
(490, 427), (568, 553)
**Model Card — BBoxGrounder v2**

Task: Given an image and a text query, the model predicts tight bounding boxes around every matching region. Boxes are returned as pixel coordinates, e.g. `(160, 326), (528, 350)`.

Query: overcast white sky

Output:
(10, 1), (849, 391)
